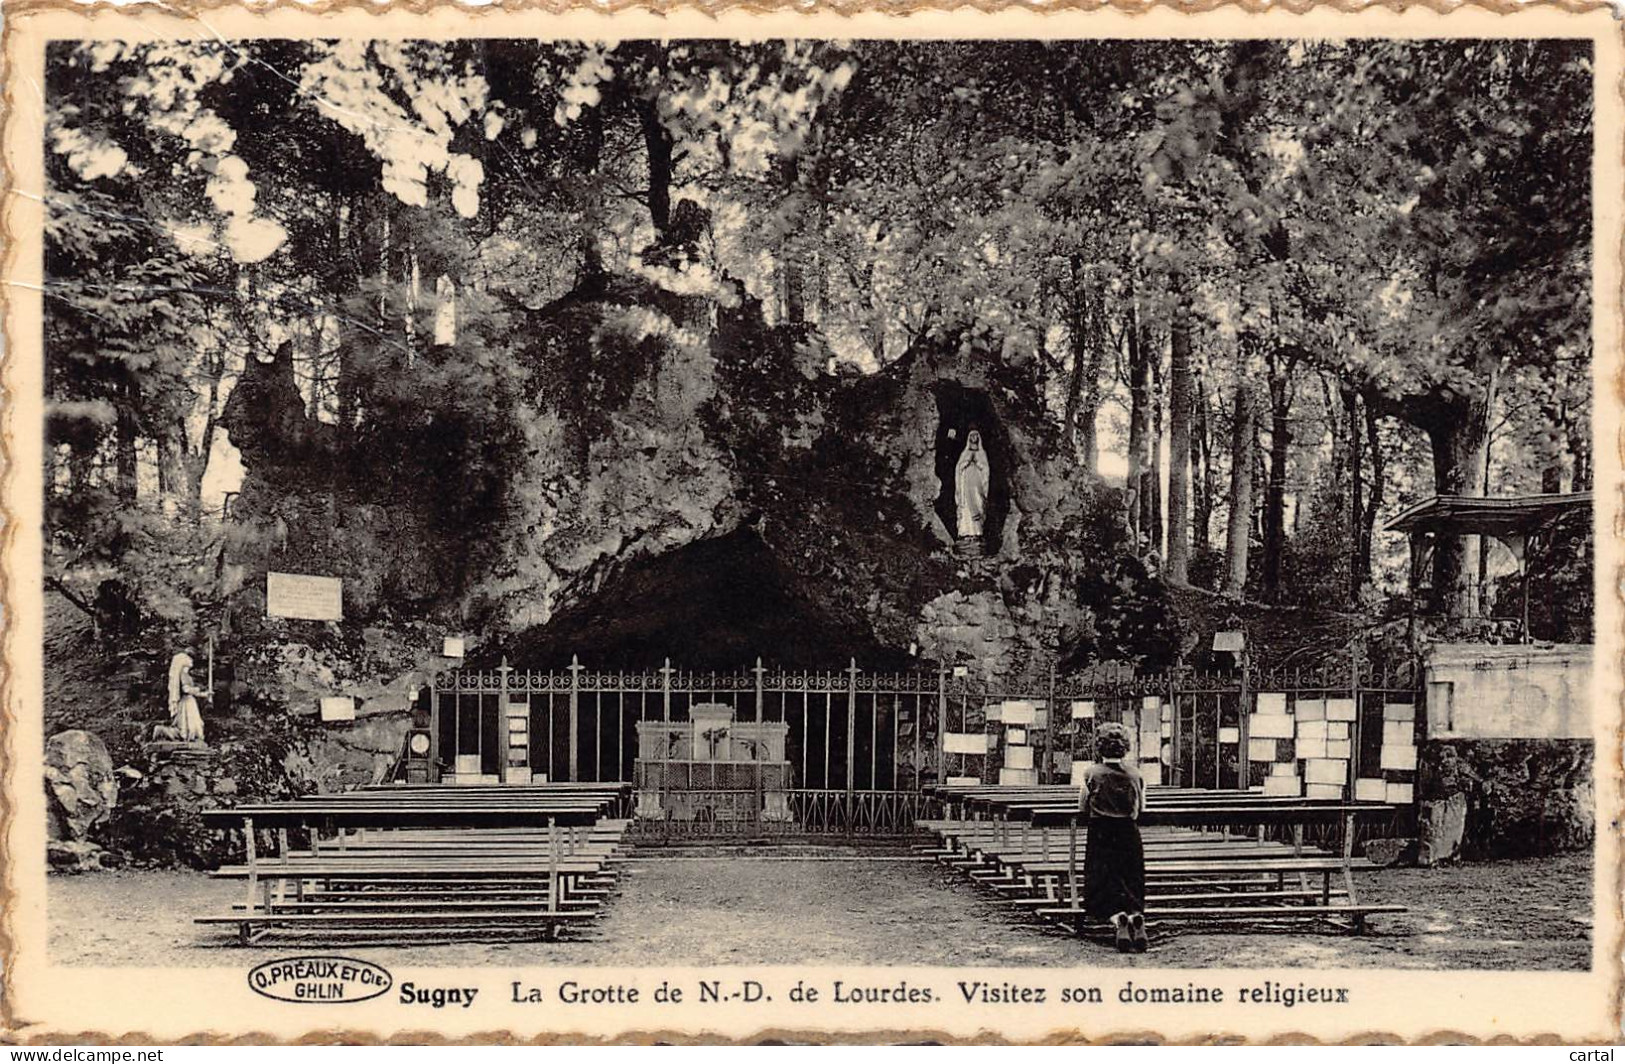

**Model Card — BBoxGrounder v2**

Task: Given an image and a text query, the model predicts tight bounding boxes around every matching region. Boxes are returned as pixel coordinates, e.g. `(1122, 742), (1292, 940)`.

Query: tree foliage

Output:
(44, 37), (1593, 657)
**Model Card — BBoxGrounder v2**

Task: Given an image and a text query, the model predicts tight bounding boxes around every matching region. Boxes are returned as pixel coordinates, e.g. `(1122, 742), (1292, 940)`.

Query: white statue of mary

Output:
(954, 429), (990, 538)
(167, 651), (206, 743)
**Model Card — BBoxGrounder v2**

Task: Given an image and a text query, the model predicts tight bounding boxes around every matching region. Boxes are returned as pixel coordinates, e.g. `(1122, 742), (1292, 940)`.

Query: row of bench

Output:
(196, 783), (635, 945)
(919, 784), (1408, 940)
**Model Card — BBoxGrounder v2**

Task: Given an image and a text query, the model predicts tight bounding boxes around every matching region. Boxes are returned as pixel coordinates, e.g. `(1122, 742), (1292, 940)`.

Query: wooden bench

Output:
(918, 792), (1406, 938)
(196, 784), (632, 944)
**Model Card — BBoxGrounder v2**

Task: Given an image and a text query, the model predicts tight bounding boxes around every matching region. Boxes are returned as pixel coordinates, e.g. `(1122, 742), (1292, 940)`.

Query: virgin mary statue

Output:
(954, 429), (990, 539)
(167, 651), (206, 743)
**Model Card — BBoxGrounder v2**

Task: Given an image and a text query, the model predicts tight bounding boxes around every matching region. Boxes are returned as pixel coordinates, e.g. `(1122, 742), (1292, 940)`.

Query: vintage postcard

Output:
(1, 3), (1620, 1045)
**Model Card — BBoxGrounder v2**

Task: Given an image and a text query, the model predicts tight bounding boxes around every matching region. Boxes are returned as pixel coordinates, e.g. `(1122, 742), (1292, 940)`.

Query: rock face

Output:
(1418, 738), (1594, 859)
(699, 322), (1174, 677)
(488, 315), (1171, 676)
(501, 530), (912, 669)
(220, 264), (1178, 681)
(44, 729), (119, 843)
(286, 712), (415, 793)
(233, 623), (447, 721)
(914, 589), (1023, 676)
(45, 729), (121, 872)
(48, 840), (114, 874)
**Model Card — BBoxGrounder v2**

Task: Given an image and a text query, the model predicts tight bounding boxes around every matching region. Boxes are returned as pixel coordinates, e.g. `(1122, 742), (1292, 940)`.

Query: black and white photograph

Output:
(4, 7), (1618, 1044)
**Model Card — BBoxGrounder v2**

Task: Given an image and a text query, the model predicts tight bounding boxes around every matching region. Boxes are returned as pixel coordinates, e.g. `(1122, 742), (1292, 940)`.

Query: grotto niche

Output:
(932, 383), (1012, 557)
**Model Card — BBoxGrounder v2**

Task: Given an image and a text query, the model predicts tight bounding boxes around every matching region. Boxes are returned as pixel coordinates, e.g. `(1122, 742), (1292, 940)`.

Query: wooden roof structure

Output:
(1385, 492), (1590, 636)
(1384, 492), (1590, 555)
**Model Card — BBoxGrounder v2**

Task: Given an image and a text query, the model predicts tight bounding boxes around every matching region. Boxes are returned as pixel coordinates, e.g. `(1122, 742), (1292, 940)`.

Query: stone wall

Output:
(1423, 643), (1592, 741)
(1416, 643), (1595, 862)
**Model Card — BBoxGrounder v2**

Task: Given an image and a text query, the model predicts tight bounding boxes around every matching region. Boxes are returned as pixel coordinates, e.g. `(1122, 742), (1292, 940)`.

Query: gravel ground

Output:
(47, 849), (1592, 970)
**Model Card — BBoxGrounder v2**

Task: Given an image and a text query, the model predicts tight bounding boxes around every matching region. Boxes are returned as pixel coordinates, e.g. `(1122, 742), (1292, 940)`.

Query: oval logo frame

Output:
(247, 956), (394, 1004)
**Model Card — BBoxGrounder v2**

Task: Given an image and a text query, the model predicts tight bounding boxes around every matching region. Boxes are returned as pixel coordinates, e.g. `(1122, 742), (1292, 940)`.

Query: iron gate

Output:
(421, 652), (1420, 833)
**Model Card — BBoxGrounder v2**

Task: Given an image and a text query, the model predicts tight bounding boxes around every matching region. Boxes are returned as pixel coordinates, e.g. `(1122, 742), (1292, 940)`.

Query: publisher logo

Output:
(248, 956), (393, 1004)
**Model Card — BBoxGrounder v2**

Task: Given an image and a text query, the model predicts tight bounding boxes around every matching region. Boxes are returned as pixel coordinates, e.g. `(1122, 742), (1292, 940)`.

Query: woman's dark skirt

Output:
(1083, 816), (1146, 921)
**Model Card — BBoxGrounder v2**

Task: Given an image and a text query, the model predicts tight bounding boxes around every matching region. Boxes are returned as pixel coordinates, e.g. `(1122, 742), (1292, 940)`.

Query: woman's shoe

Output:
(1113, 913), (1132, 953)
(1129, 913), (1149, 952)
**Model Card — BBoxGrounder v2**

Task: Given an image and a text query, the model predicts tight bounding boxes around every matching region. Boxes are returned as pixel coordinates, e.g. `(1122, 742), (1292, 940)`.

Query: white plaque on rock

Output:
(1380, 744), (1418, 771)
(319, 696), (355, 722)
(944, 732), (991, 755)
(1263, 775), (1301, 797)
(1305, 758), (1346, 785)
(1001, 701), (1036, 726)
(1249, 714), (1294, 739)
(266, 572), (343, 621)
(1326, 698), (1358, 722)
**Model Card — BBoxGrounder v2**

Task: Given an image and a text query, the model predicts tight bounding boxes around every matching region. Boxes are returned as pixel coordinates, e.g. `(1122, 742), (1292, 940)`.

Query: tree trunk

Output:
(1062, 258), (1087, 459)
(69, 441), (96, 497)
(1078, 290), (1104, 476)
(1222, 377), (1256, 598)
(1063, 260), (1103, 476)
(1148, 340), (1164, 557)
(637, 98), (675, 238)
(1166, 293), (1194, 584)
(783, 248), (807, 324)
(861, 262), (886, 362)
(1569, 415), (1591, 490)
(1262, 355), (1292, 599)
(1125, 305), (1150, 543)
(1359, 391), (1385, 593)
(811, 249), (827, 324)
(1555, 398), (1589, 492)
(330, 192), (353, 426)
(157, 426), (204, 521)
(1427, 393), (1493, 619)
(1540, 458), (1563, 494)
(115, 376), (138, 503)
(337, 193), (383, 427)
(869, 296), (887, 362)
(1477, 400), (1496, 598)
(43, 432), (58, 498)
(1193, 367), (1213, 556)
(1343, 384), (1362, 605)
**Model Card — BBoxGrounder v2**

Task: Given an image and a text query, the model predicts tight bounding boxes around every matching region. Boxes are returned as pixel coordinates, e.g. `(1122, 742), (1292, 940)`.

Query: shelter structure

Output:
(1384, 492), (1591, 636)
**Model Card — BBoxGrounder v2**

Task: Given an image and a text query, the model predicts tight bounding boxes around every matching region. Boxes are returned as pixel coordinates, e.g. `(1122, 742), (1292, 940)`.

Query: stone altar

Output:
(634, 703), (792, 821)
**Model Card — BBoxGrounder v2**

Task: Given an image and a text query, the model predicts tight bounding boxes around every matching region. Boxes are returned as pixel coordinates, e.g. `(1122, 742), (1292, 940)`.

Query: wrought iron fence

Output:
(424, 652), (1419, 808)
(428, 659), (942, 788)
